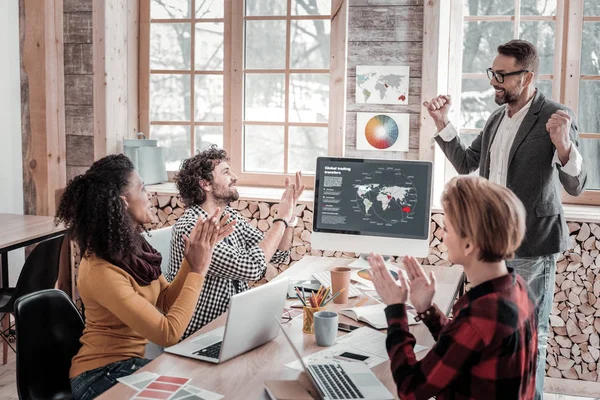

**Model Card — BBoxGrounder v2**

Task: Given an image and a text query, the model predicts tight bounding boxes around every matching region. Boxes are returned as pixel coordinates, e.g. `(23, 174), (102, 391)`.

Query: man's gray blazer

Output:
(435, 90), (587, 257)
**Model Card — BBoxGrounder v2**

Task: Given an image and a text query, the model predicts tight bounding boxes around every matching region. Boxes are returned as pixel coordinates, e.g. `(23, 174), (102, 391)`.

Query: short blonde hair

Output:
(442, 176), (526, 263)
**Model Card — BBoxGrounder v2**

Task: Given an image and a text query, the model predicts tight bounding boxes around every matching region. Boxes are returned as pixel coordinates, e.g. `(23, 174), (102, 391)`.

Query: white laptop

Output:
(165, 278), (289, 363)
(277, 320), (394, 400)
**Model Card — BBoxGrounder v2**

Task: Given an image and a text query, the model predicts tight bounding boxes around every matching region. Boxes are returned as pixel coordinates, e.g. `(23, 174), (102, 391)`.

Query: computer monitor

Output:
(312, 157), (433, 257)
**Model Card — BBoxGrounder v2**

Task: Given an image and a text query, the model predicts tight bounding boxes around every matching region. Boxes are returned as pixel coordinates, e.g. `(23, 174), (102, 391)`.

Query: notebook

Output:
(340, 303), (419, 329)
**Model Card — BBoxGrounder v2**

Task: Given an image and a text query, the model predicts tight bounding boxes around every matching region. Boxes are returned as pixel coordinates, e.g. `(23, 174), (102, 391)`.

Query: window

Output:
(443, 0), (600, 205)
(140, 0), (346, 187)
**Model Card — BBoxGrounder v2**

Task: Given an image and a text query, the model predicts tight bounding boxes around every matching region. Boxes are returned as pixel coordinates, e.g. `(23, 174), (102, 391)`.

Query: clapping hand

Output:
(277, 171), (305, 222)
(183, 208), (237, 274)
(367, 254), (436, 311)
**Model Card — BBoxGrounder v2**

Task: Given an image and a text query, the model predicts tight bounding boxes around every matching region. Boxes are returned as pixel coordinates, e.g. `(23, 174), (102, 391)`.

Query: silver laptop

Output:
(277, 320), (394, 400)
(165, 277), (289, 363)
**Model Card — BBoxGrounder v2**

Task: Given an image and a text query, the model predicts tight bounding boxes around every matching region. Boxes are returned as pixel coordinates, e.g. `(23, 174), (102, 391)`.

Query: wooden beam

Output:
(93, 0), (107, 160)
(328, 0), (348, 157)
(19, 0), (67, 217)
(419, 0), (451, 205)
(139, 0), (150, 137)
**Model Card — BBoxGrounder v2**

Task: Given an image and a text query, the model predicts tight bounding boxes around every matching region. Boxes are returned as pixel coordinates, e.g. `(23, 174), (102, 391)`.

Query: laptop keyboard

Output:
(308, 364), (364, 399)
(192, 341), (222, 359)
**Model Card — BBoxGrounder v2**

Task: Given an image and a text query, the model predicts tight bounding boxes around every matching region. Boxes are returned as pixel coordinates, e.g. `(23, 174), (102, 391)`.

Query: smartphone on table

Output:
(337, 322), (359, 332)
(335, 351), (370, 362)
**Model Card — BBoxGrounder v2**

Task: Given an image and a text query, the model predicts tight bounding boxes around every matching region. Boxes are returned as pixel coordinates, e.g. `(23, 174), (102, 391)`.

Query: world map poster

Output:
(356, 65), (409, 105)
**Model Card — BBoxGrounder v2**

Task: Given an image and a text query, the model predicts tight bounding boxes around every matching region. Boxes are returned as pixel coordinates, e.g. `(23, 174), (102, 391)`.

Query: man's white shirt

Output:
(434, 100), (582, 185)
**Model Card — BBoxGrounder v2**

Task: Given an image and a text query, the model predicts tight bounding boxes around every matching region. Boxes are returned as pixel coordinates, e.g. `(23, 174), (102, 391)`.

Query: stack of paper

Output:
(117, 373), (224, 400)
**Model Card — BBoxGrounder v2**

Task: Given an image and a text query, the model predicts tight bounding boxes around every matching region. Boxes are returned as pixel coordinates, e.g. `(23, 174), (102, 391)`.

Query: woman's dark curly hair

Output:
(55, 154), (142, 262)
(175, 145), (229, 207)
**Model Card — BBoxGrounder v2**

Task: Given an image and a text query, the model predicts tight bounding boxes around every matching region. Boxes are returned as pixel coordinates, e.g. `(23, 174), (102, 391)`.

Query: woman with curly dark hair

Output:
(56, 154), (235, 400)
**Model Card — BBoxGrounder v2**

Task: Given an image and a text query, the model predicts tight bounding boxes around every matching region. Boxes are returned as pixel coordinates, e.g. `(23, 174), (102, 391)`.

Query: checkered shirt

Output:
(167, 204), (290, 339)
(384, 268), (538, 400)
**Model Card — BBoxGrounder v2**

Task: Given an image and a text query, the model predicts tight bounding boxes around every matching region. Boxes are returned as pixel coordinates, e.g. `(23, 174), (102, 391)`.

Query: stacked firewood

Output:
(546, 222), (600, 382)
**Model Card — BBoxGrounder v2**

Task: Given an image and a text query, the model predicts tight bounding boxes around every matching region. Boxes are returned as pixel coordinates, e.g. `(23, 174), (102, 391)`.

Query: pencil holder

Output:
(302, 306), (323, 334)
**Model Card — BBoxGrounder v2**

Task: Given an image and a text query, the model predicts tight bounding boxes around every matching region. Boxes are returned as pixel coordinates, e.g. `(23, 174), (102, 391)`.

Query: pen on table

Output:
(354, 297), (368, 308)
(359, 289), (382, 304)
(321, 288), (345, 307)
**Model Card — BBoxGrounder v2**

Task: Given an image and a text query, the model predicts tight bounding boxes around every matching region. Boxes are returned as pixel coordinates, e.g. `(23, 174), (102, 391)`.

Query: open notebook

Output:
(340, 303), (419, 329)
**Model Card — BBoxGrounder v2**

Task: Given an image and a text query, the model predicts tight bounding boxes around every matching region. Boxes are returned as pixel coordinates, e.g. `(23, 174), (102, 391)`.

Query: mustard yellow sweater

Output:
(69, 256), (204, 378)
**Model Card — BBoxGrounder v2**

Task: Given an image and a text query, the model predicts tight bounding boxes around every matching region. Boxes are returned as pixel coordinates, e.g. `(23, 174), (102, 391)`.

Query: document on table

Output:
(285, 327), (428, 372)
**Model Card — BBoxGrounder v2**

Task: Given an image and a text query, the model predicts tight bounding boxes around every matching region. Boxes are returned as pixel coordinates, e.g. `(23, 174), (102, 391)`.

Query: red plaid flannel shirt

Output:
(384, 269), (538, 400)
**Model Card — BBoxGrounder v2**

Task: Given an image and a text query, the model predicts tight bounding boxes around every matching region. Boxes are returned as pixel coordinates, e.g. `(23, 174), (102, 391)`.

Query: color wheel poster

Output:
(356, 112), (410, 152)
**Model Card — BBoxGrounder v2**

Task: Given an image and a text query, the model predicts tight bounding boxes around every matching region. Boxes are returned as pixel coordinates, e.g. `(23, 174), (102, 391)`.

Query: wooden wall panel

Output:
(65, 105), (93, 136)
(64, 0), (92, 12)
(63, 11), (92, 43)
(64, 75), (93, 105)
(346, 1), (424, 160)
(64, 43), (93, 74)
(66, 135), (94, 166)
(20, 0), (67, 217)
(349, 6), (423, 42)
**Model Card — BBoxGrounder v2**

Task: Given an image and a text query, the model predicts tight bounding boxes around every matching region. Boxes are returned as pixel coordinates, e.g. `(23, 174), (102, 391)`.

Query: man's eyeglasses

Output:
(486, 68), (530, 83)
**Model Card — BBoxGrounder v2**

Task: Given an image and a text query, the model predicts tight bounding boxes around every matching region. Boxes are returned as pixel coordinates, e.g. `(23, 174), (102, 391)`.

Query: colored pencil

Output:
(354, 297), (368, 307)
(321, 287), (345, 307)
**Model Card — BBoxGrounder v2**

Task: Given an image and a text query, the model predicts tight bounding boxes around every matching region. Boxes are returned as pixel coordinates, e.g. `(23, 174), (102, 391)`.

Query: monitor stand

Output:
(348, 253), (392, 269)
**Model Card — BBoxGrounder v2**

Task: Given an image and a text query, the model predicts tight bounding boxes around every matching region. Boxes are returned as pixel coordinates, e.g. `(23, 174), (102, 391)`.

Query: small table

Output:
(101, 256), (464, 399)
(0, 213), (67, 288)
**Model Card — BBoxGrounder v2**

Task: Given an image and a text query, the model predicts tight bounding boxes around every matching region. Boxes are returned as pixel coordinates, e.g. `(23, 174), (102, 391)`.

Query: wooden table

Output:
(102, 256), (464, 399)
(0, 213), (66, 288)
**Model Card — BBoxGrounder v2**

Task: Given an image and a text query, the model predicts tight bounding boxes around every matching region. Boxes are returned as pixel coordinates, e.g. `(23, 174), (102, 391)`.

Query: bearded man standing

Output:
(424, 40), (587, 400)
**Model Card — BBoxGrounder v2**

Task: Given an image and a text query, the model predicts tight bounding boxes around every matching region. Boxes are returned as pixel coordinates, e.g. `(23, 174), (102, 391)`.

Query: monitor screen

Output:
(311, 157), (433, 257)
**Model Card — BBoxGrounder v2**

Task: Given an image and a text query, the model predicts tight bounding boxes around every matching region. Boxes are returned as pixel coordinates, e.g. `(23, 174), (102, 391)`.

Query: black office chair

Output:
(0, 235), (65, 363)
(14, 289), (84, 400)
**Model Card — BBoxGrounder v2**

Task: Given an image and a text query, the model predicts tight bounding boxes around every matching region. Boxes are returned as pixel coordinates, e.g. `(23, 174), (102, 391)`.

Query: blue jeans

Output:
(506, 253), (557, 400)
(70, 357), (151, 400)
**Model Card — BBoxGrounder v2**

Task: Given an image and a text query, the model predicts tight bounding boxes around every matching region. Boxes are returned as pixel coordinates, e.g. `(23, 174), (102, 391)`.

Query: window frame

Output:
(139, 0), (348, 189)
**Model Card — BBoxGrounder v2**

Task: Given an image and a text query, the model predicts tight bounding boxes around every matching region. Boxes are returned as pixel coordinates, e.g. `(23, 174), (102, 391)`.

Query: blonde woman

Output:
(369, 176), (538, 400)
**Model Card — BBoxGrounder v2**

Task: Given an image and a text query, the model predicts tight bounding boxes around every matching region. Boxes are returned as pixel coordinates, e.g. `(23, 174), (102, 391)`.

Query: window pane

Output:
(536, 79), (553, 98)
(244, 125), (284, 172)
(463, 0), (514, 16)
(195, 23), (224, 70)
(246, 0), (286, 16)
(459, 133), (479, 148)
(581, 22), (600, 75)
(151, 0), (190, 19)
(292, 0), (331, 16)
(195, 75), (223, 122)
(290, 20), (330, 69)
(150, 23), (191, 70)
(578, 80), (600, 133)
(245, 21), (286, 69)
(150, 125), (191, 171)
(195, 126), (223, 152)
(244, 74), (285, 122)
(196, 0), (224, 18)
(580, 139), (600, 190)
(519, 21), (554, 74)
(288, 126), (327, 174)
(584, 0), (600, 16)
(289, 73), (329, 123)
(462, 22), (513, 73)
(521, 0), (556, 15)
(460, 79), (496, 129)
(150, 74), (190, 121)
